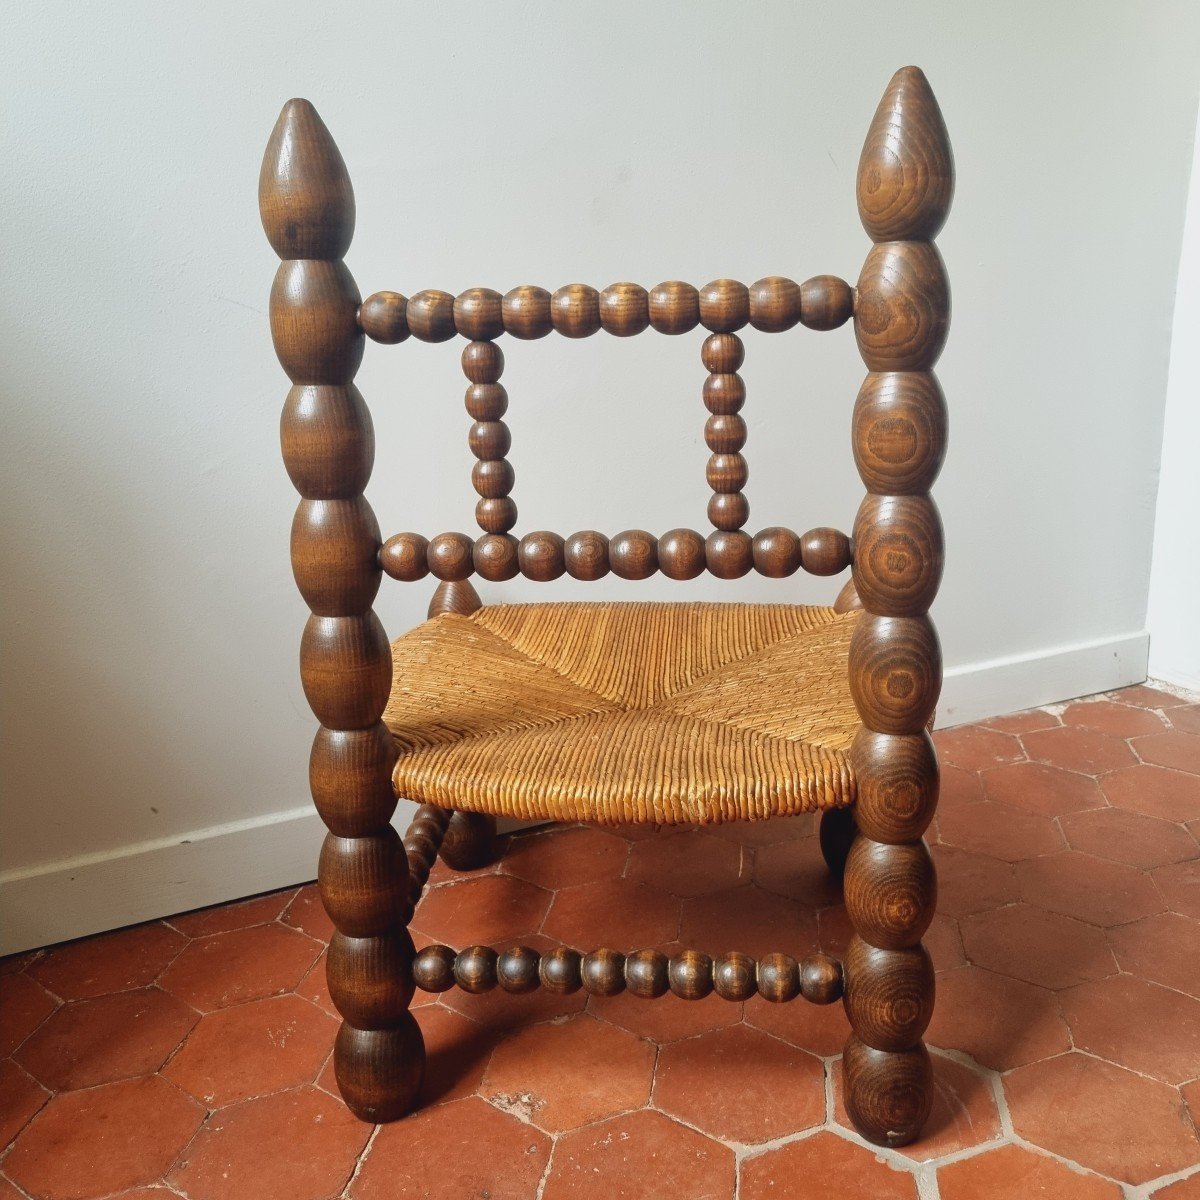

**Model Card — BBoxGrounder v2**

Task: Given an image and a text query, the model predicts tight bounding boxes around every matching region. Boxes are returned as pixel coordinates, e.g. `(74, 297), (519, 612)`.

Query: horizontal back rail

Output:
(357, 276), (853, 344)
(380, 525), (852, 584)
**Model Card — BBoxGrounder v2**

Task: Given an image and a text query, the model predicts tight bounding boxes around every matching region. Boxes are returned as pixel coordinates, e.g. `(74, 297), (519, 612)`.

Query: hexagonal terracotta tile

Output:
(1005, 1052), (1200, 1184)
(412, 873), (553, 946)
(1154, 858), (1200, 919)
(169, 1085), (370, 1200)
(981, 709), (1061, 735)
(0, 1058), (49, 1148)
(832, 1052), (1001, 1163)
(930, 844), (1019, 917)
(654, 1025), (824, 1144)
(352, 1096), (550, 1200)
(294, 949), (338, 1017)
(500, 825), (628, 891)
(936, 1143), (1122, 1199)
(935, 725), (1025, 771)
(413, 1002), (493, 1107)
(1168, 704), (1200, 735)
(543, 1109), (734, 1200)
(753, 836), (841, 906)
(1024, 726), (1137, 775)
(1134, 732), (1200, 775)
(158, 923), (322, 1012)
(1015, 851), (1164, 927)
(707, 814), (816, 845)
(163, 993), (336, 1106)
(483, 1012), (654, 1131)
(1111, 685), (1188, 710)
(1060, 809), (1197, 869)
(626, 828), (753, 897)
(742, 993), (847, 1057)
(1102, 765), (1200, 822)
(940, 764), (986, 806)
(741, 1130), (918, 1199)
(1063, 700), (1168, 738)
(0, 973), (58, 1056)
(927, 965), (1070, 1070)
(1059, 974), (1200, 1085)
(589, 981), (741, 1044)
(27, 923), (186, 1001)
(16, 987), (198, 1092)
(1108, 911), (1200, 996)
(1152, 1172), (1200, 1199)
(959, 903), (1115, 989)
(6, 1075), (203, 1200)
(980, 761), (1106, 816)
(938, 800), (1064, 862)
(542, 878), (681, 950)
(167, 889), (294, 938)
(282, 883), (334, 942)
(680, 886), (818, 959)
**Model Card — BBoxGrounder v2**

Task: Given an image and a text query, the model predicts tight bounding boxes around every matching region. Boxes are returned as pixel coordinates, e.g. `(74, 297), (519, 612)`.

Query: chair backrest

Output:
(261, 66), (951, 743)
(261, 67), (952, 602)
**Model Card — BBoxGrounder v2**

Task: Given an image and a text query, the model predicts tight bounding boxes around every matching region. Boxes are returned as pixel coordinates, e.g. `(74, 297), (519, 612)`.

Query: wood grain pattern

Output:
(844, 65), (951, 1148)
(262, 99), (420, 1122)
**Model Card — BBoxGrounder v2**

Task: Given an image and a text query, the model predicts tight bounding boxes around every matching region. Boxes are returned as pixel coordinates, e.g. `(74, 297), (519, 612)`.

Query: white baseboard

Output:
(0, 630), (1150, 955)
(937, 629), (1149, 728)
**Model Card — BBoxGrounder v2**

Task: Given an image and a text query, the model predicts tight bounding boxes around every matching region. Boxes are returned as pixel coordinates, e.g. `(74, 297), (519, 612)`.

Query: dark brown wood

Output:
(800, 952), (844, 1005)
(540, 948), (583, 994)
(518, 531), (566, 582)
(757, 953), (801, 1003)
(454, 945), (499, 993)
(819, 806), (858, 881)
(454, 288), (504, 341)
(427, 579), (482, 618)
(407, 289), (457, 342)
(658, 528), (706, 581)
(625, 949), (670, 998)
(713, 952), (757, 1001)
(564, 530), (610, 581)
(581, 949), (626, 997)
(668, 951), (713, 1000)
(843, 65), (951, 1149)
(438, 810), (498, 869)
(358, 292), (409, 344)
(609, 529), (659, 580)
(503, 285), (553, 339)
(599, 283), (650, 336)
(265, 69), (953, 1145)
(648, 281), (700, 334)
(497, 947), (542, 994)
(263, 98), (422, 1122)
(699, 278), (750, 332)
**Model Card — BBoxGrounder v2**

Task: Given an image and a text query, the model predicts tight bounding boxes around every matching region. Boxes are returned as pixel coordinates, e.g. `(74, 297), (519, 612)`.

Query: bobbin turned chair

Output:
(260, 66), (952, 1148)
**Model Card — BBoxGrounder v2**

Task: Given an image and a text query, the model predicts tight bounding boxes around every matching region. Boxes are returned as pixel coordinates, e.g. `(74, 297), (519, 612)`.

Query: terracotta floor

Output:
(3, 684), (1200, 1200)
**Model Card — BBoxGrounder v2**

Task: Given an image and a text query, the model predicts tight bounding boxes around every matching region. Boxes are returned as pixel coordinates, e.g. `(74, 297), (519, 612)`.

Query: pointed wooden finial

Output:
(259, 99), (355, 260)
(857, 67), (953, 243)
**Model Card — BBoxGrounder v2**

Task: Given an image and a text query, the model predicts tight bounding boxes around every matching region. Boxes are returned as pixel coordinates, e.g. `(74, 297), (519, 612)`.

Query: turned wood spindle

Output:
(262, 98), (421, 1123)
(840, 65), (952, 1149)
(701, 331), (752, 578)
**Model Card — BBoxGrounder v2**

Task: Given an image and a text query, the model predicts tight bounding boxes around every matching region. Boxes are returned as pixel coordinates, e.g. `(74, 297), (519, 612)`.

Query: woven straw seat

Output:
(383, 601), (861, 825)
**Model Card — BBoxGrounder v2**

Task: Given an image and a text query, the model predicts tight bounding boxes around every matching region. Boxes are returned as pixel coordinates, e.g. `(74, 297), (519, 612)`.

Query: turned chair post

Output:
(840, 66), (952, 1146)
(261, 100), (424, 1121)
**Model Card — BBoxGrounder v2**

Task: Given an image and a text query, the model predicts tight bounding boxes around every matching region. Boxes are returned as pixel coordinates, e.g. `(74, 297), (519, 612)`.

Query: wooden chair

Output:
(259, 66), (952, 1148)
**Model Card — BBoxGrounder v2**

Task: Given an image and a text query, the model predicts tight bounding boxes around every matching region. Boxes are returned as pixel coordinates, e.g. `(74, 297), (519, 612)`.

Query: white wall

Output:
(3, 2), (1198, 952)
(1148, 96), (1200, 691)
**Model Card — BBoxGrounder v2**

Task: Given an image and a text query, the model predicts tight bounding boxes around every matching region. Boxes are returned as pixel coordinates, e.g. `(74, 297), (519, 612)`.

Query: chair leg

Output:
(819, 806), (857, 880)
(320, 831), (425, 1123)
(438, 811), (499, 871)
(841, 835), (936, 1146)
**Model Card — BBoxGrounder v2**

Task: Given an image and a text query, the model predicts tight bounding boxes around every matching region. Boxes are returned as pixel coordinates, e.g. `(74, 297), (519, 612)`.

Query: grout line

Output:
(339, 1120), (383, 1200)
